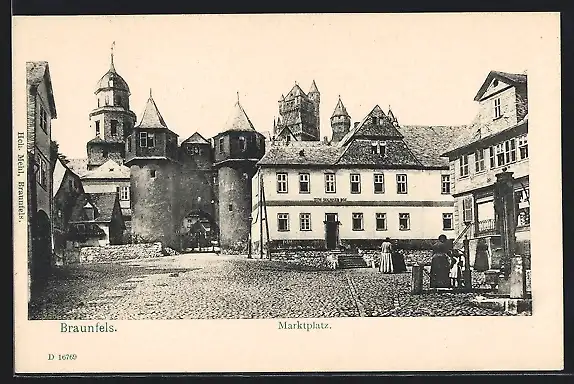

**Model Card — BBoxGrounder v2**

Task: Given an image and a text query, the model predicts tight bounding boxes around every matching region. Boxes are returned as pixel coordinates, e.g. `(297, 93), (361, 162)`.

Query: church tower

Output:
(87, 44), (137, 170)
(125, 91), (181, 249)
(330, 96), (351, 143)
(213, 95), (265, 252)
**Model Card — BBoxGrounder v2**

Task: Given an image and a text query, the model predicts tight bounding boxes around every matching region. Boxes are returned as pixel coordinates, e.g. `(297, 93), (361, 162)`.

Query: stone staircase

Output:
(337, 252), (369, 269)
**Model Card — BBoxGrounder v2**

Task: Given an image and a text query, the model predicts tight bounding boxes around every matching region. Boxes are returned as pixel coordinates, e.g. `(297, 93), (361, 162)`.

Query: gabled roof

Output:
(474, 70), (527, 101)
(26, 61), (57, 118)
(66, 158), (89, 177)
(276, 126), (298, 141)
(399, 125), (463, 167)
(337, 105), (402, 146)
(137, 94), (168, 129)
(285, 84), (306, 100)
(258, 142), (344, 167)
(69, 192), (121, 224)
(182, 132), (209, 145)
(81, 159), (130, 180)
(308, 80), (319, 94)
(331, 97), (349, 118)
(52, 156), (82, 197)
(87, 135), (125, 144)
(221, 101), (256, 133)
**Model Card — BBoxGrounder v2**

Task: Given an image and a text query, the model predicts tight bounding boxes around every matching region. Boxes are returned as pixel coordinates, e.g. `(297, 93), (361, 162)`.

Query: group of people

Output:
(375, 235), (464, 288)
(430, 234), (464, 288)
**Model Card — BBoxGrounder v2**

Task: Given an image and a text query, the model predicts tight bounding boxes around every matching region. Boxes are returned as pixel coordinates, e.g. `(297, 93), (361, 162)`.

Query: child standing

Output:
(449, 251), (462, 288)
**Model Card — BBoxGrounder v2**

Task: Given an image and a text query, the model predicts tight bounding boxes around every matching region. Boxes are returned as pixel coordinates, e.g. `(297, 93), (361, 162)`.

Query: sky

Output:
(13, 13), (549, 159)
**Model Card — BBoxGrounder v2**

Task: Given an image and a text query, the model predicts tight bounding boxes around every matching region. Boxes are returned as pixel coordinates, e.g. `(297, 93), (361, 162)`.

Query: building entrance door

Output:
(324, 213), (339, 250)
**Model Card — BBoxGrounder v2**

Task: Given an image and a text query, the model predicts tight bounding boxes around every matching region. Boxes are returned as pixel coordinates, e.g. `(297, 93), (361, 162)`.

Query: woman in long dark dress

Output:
(391, 240), (407, 273)
(430, 234), (451, 288)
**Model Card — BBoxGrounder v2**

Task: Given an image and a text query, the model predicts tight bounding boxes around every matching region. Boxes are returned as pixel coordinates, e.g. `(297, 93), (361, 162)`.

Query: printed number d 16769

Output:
(48, 354), (77, 361)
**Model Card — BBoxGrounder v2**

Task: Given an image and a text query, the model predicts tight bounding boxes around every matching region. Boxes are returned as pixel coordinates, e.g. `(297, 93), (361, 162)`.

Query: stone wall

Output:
(270, 250), (337, 271)
(78, 242), (164, 264)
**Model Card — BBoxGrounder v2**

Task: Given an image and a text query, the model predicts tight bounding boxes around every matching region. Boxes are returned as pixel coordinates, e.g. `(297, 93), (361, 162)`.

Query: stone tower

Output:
(213, 97), (265, 252)
(87, 46), (137, 170)
(125, 91), (181, 249)
(276, 81), (320, 141)
(330, 96), (351, 143)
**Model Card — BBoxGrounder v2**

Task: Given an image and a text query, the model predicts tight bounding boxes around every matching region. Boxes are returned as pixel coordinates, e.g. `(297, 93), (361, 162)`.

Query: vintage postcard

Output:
(13, 13), (563, 373)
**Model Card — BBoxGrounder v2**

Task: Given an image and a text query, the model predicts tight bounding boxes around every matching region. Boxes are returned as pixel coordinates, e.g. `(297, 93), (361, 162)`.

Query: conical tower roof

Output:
(331, 96), (349, 118)
(222, 98), (256, 133)
(309, 80), (319, 94)
(136, 90), (168, 129)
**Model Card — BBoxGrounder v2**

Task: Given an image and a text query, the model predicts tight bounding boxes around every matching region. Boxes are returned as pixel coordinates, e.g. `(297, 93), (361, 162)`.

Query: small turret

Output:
(330, 95), (351, 143)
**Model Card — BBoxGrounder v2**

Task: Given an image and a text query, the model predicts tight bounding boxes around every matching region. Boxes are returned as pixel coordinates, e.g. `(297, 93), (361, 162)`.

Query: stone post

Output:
(463, 236), (471, 291)
(411, 265), (423, 295)
(494, 171), (517, 278)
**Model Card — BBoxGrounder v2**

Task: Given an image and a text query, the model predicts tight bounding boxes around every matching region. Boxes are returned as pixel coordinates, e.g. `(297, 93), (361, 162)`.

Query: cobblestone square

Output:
(30, 253), (512, 320)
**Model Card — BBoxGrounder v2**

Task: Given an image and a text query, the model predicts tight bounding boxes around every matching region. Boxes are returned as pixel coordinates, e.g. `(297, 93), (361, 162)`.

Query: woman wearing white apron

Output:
(380, 237), (393, 273)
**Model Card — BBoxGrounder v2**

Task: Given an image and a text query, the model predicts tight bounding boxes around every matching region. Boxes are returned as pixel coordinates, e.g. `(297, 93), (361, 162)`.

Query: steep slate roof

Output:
(137, 94), (168, 129)
(474, 70), (527, 101)
(331, 97), (349, 118)
(338, 105), (402, 147)
(69, 192), (120, 224)
(308, 80), (319, 94)
(258, 142), (344, 166)
(399, 125), (463, 167)
(182, 132), (209, 145)
(26, 61), (57, 118)
(285, 84), (306, 100)
(336, 139), (421, 167)
(221, 101), (256, 133)
(81, 159), (130, 180)
(66, 158), (89, 177)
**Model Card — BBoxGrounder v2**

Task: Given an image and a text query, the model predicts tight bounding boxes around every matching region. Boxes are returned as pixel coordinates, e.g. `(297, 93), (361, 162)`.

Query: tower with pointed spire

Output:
(275, 80), (321, 141)
(87, 43), (137, 170)
(124, 91), (182, 248)
(330, 96), (351, 143)
(212, 96), (265, 252)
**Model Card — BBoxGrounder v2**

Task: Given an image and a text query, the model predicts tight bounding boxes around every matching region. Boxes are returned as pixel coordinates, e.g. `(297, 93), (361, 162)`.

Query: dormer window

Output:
(493, 79), (499, 87)
(371, 116), (378, 125)
(493, 97), (502, 119)
(84, 202), (98, 220)
(371, 141), (386, 156)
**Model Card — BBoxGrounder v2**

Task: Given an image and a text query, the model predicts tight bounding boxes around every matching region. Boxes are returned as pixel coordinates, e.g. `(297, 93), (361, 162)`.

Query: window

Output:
(443, 213), (453, 230)
(299, 173), (310, 193)
(36, 157), (47, 188)
(276, 173), (288, 193)
(518, 135), (528, 160)
(105, 95), (110, 105)
(441, 175), (451, 194)
(371, 141), (386, 156)
(396, 174), (408, 194)
(494, 97), (501, 119)
(399, 213), (410, 230)
(39, 107), (48, 133)
(376, 213), (387, 231)
(371, 116), (378, 125)
(219, 137), (225, 153)
(238, 136), (246, 152)
(95, 121), (100, 136)
(475, 149), (485, 172)
(460, 155), (469, 177)
(147, 133), (155, 148)
(374, 173), (385, 194)
(111, 120), (118, 136)
(325, 173), (336, 193)
(127, 138), (132, 152)
(150, 169), (156, 178)
(114, 95), (122, 106)
(228, 204), (233, 212)
(350, 173), (361, 194)
(352, 213), (364, 231)
(140, 132), (147, 147)
(299, 213), (311, 231)
(120, 186), (130, 201)
(462, 196), (473, 223)
(489, 147), (495, 168)
(495, 139), (517, 167)
(277, 213), (290, 231)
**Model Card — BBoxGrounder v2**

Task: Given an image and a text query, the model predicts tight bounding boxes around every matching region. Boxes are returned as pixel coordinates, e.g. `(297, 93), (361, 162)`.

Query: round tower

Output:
(330, 96), (351, 143)
(87, 44), (137, 170)
(125, 91), (181, 250)
(213, 97), (265, 253)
